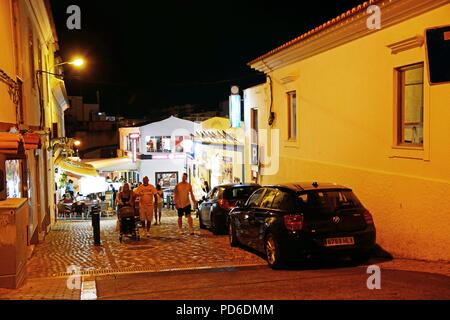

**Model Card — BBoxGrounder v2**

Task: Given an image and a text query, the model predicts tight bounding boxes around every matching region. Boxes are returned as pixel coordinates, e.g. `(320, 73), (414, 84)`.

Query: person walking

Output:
(154, 184), (164, 225)
(109, 184), (117, 208)
(67, 180), (75, 199)
(202, 180), (210, 195)
(116, 183), (134, 209)
(174, 173), (197, 235)
(115, 183), (134, 232)
(134, 176), (158, 238)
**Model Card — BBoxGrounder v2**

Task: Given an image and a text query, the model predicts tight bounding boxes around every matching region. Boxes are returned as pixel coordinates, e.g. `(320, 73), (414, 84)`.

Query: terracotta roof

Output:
(248, 0), (380, 66)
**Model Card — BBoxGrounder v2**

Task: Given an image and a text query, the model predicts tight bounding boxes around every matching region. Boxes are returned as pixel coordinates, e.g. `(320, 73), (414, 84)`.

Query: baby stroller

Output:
(118, 206), (140, 243)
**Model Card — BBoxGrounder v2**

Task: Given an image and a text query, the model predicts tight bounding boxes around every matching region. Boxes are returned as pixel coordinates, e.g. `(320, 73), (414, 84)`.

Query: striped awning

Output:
(55, 156), (98, 177)
(193, 129), (243, 146)
(86, 157), (138, 172)
(0, 133), (24, 155)
(23, 132), (41, 150)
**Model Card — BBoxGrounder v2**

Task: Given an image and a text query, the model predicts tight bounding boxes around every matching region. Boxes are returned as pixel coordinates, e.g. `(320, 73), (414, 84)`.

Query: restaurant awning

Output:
(86, 157), (138, 172)
(55, 156), (98, 177)
(23, 132), (41, 150)
(0, 133), (24, 155)
(193, 129), (244, 146)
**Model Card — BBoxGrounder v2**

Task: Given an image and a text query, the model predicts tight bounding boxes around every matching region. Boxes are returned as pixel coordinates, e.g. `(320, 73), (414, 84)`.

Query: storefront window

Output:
(162, 136), (171, 152)
(156, 172), (178, 188)
(146, 136), (171, 153)
(175, 136), (184, 152)
(6, 160), (22, 198)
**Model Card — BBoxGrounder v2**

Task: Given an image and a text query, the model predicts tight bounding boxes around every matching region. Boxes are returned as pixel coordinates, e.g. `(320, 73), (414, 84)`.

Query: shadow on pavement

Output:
(235, 243), (394, 271)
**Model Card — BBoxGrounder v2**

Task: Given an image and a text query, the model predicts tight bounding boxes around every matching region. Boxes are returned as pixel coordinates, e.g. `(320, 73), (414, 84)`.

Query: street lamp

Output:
(36, 57), (86, 78)
(35, 57), (86, 130)
(54, 57), (85, 68)
(73, 140), (81, 157)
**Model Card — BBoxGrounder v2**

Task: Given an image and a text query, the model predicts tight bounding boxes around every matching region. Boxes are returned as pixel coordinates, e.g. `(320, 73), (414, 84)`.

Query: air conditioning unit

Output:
(0, 153), (6, 201)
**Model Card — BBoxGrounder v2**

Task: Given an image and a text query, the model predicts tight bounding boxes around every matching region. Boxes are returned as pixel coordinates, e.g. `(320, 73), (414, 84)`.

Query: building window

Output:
(396, 63), (424, 146)
(287, 91), (297, 140)
(175, 136), (184, 152)
(145, 136), (171, 153)
(251, 108), (258, 144)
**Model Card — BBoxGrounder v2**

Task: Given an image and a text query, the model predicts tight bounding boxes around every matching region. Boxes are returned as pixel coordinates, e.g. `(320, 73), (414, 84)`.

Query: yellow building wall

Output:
(250, 5), (450, 261)
(1, 0), (64, 236)
(0, 0), (18, 124)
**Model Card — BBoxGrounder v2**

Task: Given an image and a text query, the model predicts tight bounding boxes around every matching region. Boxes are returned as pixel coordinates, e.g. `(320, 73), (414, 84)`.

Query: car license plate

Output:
(324, 237), (355, 247)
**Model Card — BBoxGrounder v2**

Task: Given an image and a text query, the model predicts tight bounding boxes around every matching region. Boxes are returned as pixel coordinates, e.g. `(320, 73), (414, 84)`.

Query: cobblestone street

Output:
(0, 209), (265, 299)
(0, 209), (449, 300)
(24, 209), (265, 279)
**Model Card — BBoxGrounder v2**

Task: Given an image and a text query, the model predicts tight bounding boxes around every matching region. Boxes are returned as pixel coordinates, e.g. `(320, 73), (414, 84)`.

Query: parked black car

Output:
(228, 182), (376, 268)
(198, 183), (261, 235)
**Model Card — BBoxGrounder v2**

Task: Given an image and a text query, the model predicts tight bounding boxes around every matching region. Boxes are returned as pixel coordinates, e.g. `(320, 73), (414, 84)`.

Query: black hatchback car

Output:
(228, 183), (376, 268)
(198, 183), (261, 235)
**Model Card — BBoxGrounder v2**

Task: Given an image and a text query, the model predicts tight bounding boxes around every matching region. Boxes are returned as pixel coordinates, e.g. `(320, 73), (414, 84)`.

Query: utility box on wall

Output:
(0, 198), (29, 289)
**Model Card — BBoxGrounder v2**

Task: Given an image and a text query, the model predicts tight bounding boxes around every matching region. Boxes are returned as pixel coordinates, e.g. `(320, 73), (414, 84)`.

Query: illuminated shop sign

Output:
(229, 86), (241, 128)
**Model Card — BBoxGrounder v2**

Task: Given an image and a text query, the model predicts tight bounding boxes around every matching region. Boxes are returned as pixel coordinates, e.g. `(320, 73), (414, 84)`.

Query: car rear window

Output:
(223, 186), (259, 200)
(297, 190), (362, 213)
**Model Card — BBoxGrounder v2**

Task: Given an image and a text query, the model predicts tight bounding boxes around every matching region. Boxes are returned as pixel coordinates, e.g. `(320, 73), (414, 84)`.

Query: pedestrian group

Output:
(116, 173), (197, 238)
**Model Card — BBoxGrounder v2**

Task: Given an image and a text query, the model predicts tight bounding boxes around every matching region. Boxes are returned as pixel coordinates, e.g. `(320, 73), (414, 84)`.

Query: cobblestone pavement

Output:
(24, 209), (265, 279)
(0, 209), (448, 300)
(0, 209), (265, 299)
(0, 278), (80, 300)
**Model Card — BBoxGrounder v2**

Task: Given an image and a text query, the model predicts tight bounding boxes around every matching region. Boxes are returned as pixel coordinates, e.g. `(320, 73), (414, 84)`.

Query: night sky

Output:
(50, 0), (365, 119)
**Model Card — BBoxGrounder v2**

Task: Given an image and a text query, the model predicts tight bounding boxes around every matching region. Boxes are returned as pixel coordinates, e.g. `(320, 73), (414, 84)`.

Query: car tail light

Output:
(284, 214), (304, 231)
(363, 210), (374, 225)
(218, 199), (232, 210)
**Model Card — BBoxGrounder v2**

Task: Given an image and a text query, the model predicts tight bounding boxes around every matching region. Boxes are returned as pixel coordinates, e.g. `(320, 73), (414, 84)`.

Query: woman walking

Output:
(154, 184), (164, 225)
(116, 183), (134, 209)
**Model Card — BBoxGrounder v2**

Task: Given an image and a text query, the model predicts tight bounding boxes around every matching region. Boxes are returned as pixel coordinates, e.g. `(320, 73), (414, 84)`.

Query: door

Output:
(248, 188), (278, 249)
(237, 188), (266, 247)
(201, 187), (218, 226)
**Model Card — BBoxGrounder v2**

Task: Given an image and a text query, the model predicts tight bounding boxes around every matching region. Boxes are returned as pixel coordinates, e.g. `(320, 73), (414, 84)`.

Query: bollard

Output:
(91, 208), (101, 246)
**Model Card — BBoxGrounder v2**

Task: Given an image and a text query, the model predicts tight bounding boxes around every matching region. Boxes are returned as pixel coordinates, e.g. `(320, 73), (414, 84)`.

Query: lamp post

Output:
(73, 140), (81, 157)
(35, 57), (85, 130)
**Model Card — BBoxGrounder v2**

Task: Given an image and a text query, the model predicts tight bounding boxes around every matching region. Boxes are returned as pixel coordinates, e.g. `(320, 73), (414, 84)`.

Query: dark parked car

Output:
(198, 183), (261, 235)
(228, 182), (376, 268)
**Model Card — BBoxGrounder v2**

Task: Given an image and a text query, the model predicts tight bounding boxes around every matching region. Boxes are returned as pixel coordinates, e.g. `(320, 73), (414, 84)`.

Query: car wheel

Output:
(211, 213), (220, 235)
(212, 214), (227, 235)
(229, 219), (239, 247)
(265, 233), (284, 269)
(199, 213), (207, 229)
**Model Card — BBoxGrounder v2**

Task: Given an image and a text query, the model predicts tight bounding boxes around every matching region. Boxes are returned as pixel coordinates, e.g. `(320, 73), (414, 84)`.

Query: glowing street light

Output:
(74, 140), (81, 147)
(70, 58), (85, 67)
(54, 57), (85, 68)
